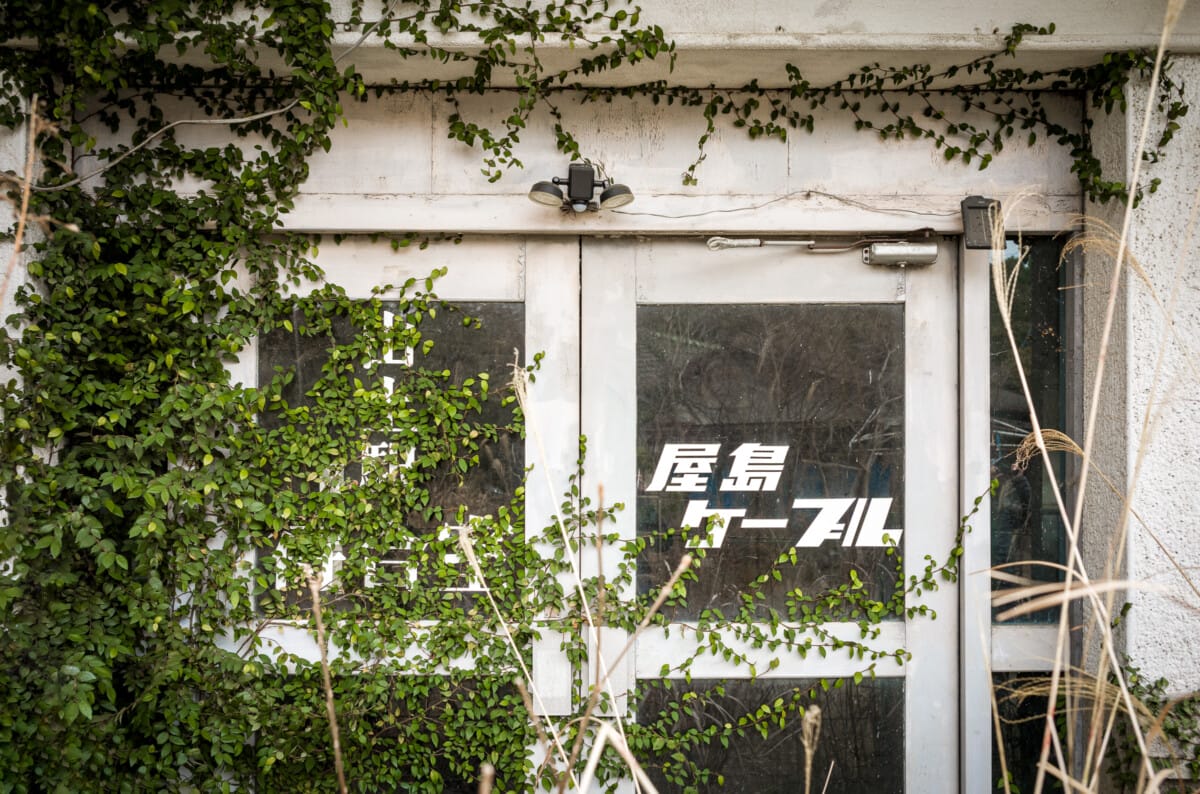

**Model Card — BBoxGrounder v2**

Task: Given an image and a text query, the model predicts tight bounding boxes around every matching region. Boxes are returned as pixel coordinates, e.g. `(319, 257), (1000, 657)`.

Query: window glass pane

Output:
(257, 300), (524, 606)
(636, 304), (905, 621)
(259, 300), (524, 504)
(636, 677), (904, 793)
(402, 301), (525, 512)
(992, 673), (1062, 793)
(990, 238), (1069, 622)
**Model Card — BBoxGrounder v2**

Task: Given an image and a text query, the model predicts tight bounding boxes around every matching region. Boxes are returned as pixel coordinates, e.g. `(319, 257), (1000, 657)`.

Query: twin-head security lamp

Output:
(528, 162), (634, 212)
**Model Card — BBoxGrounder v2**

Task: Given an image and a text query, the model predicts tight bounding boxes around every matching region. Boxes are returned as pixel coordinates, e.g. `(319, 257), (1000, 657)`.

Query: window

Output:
(256, 298), (525, 610)
(989, 235), (1074, 793)
(990, 236), (1071, 623)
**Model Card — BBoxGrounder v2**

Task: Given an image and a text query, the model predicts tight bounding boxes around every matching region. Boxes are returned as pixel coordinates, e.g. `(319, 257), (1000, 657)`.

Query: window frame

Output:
(960, 233), (1082, 792)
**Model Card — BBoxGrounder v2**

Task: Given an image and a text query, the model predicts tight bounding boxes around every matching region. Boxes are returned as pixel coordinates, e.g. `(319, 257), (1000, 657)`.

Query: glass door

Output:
(578, 237), (959, 793)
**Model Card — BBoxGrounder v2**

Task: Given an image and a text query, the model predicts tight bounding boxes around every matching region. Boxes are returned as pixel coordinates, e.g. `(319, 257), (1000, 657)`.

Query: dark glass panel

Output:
(992, 673), (1062, 793)
(990, 238), (1069, 622)
(257, 301), (524, 604)
(637, 677), (904, 793)
(637, 304), (904, 620)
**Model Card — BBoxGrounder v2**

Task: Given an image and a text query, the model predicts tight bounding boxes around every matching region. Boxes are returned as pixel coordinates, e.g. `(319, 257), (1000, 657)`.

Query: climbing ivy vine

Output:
(0, 1), (1184, 791)
(580, 22), (1186, 204)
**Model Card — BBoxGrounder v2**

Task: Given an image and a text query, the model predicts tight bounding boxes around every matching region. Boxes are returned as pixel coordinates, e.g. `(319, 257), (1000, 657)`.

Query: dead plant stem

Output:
(1038, 5), (1182, 788)
(306, 571), (349, 794)
(559, 490), (611, 794)
(1, 95), (37, 315)
(456, 523), (578, 786)
(994, 221), (1154, 788)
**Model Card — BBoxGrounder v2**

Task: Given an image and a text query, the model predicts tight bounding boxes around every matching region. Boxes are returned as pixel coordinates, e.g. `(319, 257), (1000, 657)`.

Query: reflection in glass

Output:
(401, 301), (525, 513)
(992, 673), (1062, 793)
(990, 239), (1068, 622)
(636, 304), (905, 620)
(637, 677), (904, 793)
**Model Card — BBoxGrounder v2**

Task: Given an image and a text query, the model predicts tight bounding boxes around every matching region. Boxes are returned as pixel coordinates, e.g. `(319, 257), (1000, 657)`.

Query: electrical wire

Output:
(613, 189), (962, 220)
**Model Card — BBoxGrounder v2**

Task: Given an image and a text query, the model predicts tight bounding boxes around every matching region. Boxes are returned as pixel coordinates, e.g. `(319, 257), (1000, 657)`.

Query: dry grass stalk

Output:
(998, 673), (1144, 727)
(558, 549), (694, 792)
(477, 762), (495, 794)
(993, 218), (1150, 787)
(2, 95), (38, 314)
(598, 552), (693, 684)
(1052, 7), (1188, 787)
(997, 672), (1200, 789)
(989, 178), (1200, 788)
(576, 721), (660, 794)
(993, 203), (1093, 785)
(511, 354), (703, 792)
(560, 489), (613, 792)
(801, 705), (822, 794)
(510, 355), (633, 753)
(993, 579), (1164, 622)
(991, 664), (1016, 794)
(820, 761), (835, 794)
(991, 16), (1195, 777)
(304, 565), (349, 794)
(1013, 210), (1200, 789)
(1014, 430), (1200, 602)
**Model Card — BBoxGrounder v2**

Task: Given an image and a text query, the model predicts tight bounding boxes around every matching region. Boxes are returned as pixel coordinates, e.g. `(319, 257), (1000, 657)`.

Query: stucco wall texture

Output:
(1100, 56), (1200, 696)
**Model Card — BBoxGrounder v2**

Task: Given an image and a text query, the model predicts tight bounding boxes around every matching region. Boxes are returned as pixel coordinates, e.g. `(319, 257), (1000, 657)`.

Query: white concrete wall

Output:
(286, 90), (1080, 235)
(1086, 55), (1200, 695)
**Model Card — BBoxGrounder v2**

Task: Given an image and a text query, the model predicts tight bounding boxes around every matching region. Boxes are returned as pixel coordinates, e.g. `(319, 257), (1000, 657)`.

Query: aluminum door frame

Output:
(579, 236), (959, 793)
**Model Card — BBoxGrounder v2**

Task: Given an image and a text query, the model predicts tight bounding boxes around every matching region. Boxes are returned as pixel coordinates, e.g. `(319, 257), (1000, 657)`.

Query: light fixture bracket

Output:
(528, 162), (633, 212)
(961, 195), (1001, 249)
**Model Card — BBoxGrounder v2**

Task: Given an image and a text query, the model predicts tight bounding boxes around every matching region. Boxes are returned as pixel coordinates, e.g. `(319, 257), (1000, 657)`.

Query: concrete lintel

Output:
(281, 191), (1079, 235)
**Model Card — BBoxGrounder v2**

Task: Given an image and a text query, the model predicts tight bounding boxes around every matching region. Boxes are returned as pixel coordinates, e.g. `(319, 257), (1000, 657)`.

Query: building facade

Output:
(3, 1), (1199, 790)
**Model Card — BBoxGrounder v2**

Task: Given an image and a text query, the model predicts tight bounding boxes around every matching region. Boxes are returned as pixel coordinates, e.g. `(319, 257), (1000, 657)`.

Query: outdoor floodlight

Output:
(598, 182), (634, 209)
(527, 162), (634, 212)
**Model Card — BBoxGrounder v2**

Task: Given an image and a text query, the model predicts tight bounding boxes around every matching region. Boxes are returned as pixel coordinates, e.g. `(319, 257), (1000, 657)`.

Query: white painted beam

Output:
(282, 191), (1079, 235)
